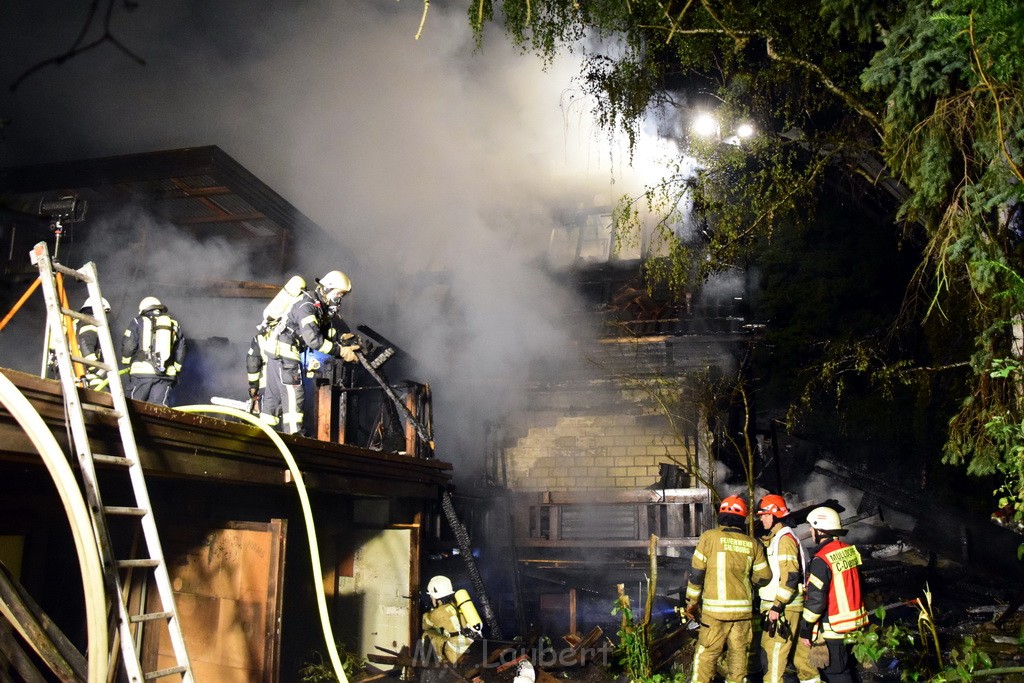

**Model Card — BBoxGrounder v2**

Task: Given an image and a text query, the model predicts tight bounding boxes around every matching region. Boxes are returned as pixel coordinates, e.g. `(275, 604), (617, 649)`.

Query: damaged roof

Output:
(0, 145), (321, 275)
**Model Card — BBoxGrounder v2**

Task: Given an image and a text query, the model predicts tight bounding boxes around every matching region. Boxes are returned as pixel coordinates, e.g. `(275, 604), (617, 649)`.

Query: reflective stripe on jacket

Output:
(121, 312), (184, 378)
(801, 539), (867, 638)
(266, 292), (337, 360)
(758, 524), (806, 610)
(686, 525), (771, 619)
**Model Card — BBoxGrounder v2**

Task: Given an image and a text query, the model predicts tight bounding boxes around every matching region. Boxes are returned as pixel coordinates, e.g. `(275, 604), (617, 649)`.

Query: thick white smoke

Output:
(0, 1), (675, 476)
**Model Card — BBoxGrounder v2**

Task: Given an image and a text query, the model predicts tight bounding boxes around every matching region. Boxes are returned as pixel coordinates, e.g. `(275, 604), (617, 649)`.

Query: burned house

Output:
(0, 147), (451, 680)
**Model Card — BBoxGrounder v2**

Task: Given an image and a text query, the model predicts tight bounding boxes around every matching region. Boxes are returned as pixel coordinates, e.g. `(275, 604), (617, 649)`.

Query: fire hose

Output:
(176, 405), (348, 683)
(0, 370), (108, 683)
(354, 350), (503, 639)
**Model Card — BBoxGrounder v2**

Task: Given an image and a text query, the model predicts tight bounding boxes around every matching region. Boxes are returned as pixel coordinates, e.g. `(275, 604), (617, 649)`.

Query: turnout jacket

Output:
(686, 523), (771, 620)
(265, 291), (346, 361)
(758, 523), (806, 613)
(246, 330), (270, 389)
(799, 538), (868, 639)
(74, 315), (105, 387)
(120, 310), (185, 379)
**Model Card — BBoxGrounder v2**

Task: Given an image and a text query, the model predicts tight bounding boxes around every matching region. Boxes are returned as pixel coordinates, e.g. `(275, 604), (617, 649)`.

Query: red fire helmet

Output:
(719, 494), (748, 516)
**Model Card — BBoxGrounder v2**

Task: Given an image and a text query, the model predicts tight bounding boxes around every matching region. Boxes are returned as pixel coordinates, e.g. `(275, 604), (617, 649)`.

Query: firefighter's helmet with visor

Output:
(757, 494), (789, 518)
(719, 494), (748, 517)
(82, 296), (111, 313)
(427, 575), (454, 600)
(138, 296), (163, 314)
(316, 270), (352, 306)
(806, 506), (844, 533)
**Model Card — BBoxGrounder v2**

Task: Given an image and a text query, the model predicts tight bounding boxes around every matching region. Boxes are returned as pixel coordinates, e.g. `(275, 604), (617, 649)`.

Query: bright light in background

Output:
(736, 122), (755, 139)
(691, 113), (720, 138)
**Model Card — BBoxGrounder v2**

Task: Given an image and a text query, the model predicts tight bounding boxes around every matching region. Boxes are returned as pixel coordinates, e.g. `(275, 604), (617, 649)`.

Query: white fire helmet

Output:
(138, 296), (164, 314)
(82, 296), (111, 313)
(426, 575), (454, 600)
(806, 506), (844, 533)
(316, 270), (352, 305)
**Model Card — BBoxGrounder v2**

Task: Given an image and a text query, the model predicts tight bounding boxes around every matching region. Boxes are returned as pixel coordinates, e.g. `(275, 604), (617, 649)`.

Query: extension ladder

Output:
(30, 241), (194, 682)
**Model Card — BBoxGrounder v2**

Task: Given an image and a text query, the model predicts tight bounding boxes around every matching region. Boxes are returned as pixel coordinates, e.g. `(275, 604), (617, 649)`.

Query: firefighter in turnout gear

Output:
(421, 575), (483, 665)
(797, 507), (868, 683)
(260, 271), (360, 434)
(245, 326), (271, 414)
(756, 494), (816, 683)
(120, 296), (185, 406)
(685, 495), (771, 683)
(76, 295), (111, 390)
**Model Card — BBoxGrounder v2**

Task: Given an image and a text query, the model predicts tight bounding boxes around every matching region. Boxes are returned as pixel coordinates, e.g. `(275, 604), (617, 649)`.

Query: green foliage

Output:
(299, 646), (365, 683)
(846, 586), (1021, 681)
(470, 0), (1024, 550)
(611, 595), (652, 680)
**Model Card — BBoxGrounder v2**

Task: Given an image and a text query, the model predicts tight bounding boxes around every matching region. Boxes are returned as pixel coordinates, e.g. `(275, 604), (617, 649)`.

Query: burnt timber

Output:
(0, 367), (451, 499)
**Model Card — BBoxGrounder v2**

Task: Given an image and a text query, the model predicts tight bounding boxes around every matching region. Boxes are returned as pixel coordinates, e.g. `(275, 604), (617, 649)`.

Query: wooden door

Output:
(144, 519), (287, 682)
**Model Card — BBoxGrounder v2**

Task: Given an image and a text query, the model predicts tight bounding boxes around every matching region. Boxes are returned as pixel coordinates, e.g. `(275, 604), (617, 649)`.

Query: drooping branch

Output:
(10, 0), (145, 92)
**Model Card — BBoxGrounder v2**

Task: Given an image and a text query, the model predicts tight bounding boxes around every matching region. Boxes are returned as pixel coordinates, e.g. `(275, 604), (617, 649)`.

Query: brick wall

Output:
(502, 408), (701, 492)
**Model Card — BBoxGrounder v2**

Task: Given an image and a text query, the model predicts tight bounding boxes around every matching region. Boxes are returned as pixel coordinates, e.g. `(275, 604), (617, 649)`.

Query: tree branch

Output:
(10, 0), (145, 92)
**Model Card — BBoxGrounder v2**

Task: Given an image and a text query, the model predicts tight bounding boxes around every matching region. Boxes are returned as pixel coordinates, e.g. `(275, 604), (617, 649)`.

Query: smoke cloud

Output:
(0, 1), (675, 477)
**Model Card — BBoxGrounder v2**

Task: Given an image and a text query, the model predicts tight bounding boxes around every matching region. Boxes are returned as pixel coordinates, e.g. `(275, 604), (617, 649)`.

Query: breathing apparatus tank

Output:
(453, 589), (483, 636)
(262, 276), (306, 327)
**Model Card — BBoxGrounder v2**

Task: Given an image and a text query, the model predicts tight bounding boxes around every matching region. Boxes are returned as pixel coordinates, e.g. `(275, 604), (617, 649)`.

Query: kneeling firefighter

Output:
(421, 575), (483, 664)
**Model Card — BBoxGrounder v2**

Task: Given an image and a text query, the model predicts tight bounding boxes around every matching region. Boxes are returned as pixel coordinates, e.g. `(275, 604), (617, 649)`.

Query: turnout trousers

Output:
(126, 375), (173, 407)
(760, 605), (817, 683)
(691, 614), (753, 683)
(261, 356), (305, 434)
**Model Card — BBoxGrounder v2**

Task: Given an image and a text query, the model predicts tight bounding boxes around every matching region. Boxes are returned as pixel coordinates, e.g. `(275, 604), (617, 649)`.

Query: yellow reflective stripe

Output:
(686, 585), (701, 600)
(753, 560), (768, 572)
(715, 551), (727, 599)
(130, 361), (158, 374)
(801, 607), (820, 624)
(693, 549), (707, 563)
(768, 641), (784, 683)
(808, 574), (824, 589)
(318, 339), (334, 354)
(703, 598), (753, 608)
(299, 314), (317, 327)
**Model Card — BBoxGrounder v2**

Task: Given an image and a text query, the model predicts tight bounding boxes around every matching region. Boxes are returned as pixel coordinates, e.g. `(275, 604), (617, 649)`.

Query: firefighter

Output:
(260, 270), (360, 434)
(76, 295), (111, 390)
(120, 296), (185, 406)
(421, 575), (483, 664)
(797, 506), (868, 683)
(756, 494), (815, 683)
(245, 326), (271, 414)
(684, 495), (771, 683)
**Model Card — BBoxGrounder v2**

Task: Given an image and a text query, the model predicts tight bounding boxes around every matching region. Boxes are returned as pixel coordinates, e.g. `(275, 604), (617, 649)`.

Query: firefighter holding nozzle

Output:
(259, 271), (361, 434)
(421, 575), (483, 664)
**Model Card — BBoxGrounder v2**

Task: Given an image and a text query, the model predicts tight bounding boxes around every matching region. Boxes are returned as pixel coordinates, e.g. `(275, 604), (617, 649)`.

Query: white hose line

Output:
(0, 371), (109, 683)
(176, 405), (348, 683)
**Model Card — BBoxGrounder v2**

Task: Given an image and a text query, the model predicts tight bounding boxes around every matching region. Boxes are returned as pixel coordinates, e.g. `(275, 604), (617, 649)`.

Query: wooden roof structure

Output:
(0, 367), (451, 499)
(0, 146), (321, 276)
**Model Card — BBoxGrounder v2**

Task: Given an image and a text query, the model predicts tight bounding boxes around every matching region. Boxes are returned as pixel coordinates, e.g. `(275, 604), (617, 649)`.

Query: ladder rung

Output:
(69, 354), (114, 372)
(81, 403), (123, 419)
(129, 610), (172, 623)
(104, 506), (148, 517)
(52, 261), (92, 282)
(60, 307), (99, 325)
(116, 559), (160, 570)
(93, 453), (133, 467)
(144, 665), (188, 680)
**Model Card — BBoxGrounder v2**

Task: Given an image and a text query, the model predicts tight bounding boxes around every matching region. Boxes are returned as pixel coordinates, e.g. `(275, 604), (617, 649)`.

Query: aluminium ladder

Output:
(30, 241), (194, 682)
